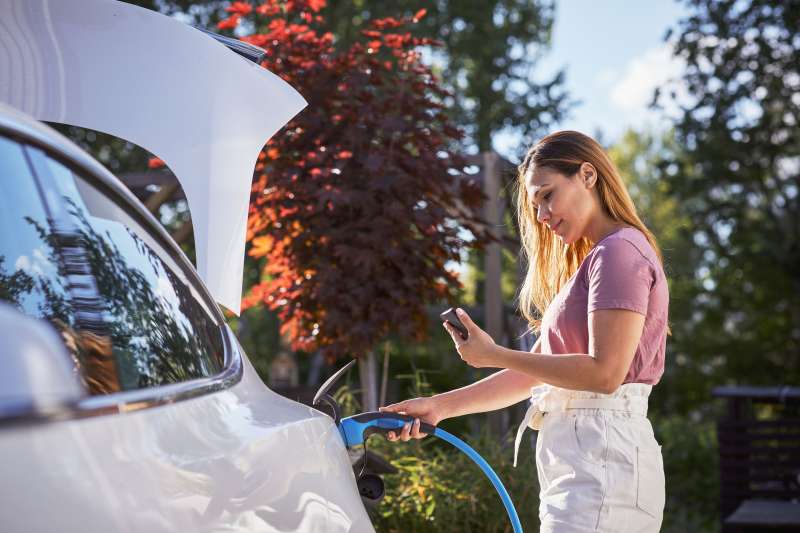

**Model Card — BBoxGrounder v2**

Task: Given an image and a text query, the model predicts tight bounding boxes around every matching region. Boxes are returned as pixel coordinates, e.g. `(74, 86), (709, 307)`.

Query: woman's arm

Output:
(447, 308), (644, 394)
(435, 339), (542, 420)
(380, 337), (542, 442)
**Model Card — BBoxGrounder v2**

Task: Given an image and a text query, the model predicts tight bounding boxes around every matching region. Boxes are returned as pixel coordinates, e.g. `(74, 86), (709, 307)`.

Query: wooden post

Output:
(483, 151), (504, 344)
(379, 344), (390, 409)
(482, 151), (508, 437)
(359, 351), (379, 412)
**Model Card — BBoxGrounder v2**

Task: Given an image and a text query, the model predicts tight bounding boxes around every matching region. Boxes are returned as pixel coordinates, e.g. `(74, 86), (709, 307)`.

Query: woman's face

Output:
(525, 164), (598, 245)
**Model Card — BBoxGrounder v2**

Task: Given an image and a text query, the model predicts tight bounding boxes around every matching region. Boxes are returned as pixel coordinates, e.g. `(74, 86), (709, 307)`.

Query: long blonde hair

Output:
(515, 130), (663, 332)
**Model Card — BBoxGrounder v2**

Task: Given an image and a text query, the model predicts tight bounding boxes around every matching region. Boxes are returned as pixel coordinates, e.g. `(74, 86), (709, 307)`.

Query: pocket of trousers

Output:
(572, 414), (606, 464)
(635, 445), (665, 518)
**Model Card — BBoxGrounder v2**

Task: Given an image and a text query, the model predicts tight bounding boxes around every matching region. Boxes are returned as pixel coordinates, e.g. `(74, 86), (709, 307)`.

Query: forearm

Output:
(434, 368), (541, 420)
(494, 345), (614, 393)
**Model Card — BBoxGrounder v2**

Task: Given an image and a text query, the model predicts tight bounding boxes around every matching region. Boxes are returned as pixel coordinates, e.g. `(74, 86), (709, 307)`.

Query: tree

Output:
(220, 1), (491, 362)
(608, 129), (712, 415)
(121, 0), (228, 27)
(127, 0), (573, 153)
(657, 0), (800, 387)
(323, 0), (572, 153)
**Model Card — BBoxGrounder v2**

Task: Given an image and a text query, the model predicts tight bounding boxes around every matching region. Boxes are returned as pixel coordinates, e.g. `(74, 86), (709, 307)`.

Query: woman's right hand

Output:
(378, 396), (444, 442)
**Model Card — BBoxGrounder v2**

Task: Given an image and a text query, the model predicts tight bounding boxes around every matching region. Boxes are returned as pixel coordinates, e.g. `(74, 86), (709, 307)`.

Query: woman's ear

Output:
(580, 162), (598, 189)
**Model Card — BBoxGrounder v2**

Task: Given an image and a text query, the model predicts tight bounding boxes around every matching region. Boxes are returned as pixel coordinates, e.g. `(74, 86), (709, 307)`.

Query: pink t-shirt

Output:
(538, 227), (669, 384)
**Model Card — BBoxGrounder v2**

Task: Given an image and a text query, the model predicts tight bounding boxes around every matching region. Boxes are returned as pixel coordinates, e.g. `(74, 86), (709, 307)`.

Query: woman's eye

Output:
(543, 192), (552, 201)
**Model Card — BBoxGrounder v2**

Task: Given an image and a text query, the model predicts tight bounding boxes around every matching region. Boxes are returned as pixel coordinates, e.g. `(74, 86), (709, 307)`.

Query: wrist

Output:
(492, 343), (513, 369)
(430, 392), (453, 423)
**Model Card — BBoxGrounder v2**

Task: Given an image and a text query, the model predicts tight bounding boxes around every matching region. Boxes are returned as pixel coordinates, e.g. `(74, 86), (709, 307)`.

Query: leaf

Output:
(248, 235), (274, 257)
(226, 2), (253, 16)
(217, 15), (241, 30)
(240, 0), (492, 357)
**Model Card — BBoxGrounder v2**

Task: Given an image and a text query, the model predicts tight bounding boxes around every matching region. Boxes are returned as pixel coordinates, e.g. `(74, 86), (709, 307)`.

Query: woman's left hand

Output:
(443, 308), (501, 368)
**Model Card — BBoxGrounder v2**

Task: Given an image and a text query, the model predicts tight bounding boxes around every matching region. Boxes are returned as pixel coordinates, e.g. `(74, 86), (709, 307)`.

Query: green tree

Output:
(608, 129), (708, 415)
(610, 128), (724, 531)
(320, 0), (572, 152)
(127, 1), (573, 152)
(121, 0), (228, 26)
(658, 0), (800, 388)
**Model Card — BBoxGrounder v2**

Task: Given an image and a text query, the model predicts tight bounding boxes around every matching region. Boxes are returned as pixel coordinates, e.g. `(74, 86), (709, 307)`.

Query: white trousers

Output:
(514, 384), (665, 533)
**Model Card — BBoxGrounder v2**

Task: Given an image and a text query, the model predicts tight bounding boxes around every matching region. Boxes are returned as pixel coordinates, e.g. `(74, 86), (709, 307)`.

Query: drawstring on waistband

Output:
(512, 383), (651, 467)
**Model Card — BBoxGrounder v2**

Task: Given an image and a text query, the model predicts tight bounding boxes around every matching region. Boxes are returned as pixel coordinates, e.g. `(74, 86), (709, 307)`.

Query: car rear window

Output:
(0, 136), (90, 371)
(27, 147), (225, 393)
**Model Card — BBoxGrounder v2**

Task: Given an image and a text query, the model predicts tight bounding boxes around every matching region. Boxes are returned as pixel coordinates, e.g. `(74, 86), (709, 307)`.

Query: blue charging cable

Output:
(339, 411), (523, 533)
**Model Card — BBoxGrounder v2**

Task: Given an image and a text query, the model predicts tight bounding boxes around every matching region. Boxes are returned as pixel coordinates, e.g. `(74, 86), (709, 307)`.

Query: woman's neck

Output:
(586, 215), (627, 244)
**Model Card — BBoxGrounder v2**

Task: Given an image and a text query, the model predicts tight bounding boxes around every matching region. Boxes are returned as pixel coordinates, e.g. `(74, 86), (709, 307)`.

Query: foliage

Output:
(105, 1), (571, 368)
(322, 0), (573, 152)
(47, 125), (153, 176)
(608, 129), (717, 416)
(656, 0), (800, 389)
(0, 256), (34, 306)
(121, 0), (229, 27)
(122, 0), (572, 154)
(361, 368), (721, 532)
(654, 414), (720, 532)
(220, 0), (492, 360)
(367, 428), (540, 532)
(348, 366), (539, 532)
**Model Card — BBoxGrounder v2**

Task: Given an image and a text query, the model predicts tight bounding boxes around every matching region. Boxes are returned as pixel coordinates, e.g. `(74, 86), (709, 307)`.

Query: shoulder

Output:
(595, 227), (656, 263)
(585, 227), (660, 281)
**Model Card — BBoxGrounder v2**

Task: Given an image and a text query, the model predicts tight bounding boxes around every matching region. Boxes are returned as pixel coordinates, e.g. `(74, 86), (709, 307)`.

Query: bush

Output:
(367, 428), (540, 532)
(654, 414), (720, 532)
(348, 371), (721, 531)
(337, 366), (540, 531)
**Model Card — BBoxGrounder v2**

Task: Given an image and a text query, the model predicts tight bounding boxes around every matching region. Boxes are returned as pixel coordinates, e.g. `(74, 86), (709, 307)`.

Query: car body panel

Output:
(0, 335), (373, 532)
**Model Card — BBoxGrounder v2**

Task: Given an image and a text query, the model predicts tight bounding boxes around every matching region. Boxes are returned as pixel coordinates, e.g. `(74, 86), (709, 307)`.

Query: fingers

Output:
(442, 321), (455, 338)
(386, 418), (424, 442)
(381, 402), (409, 442)
(443, 322), (463, 345)
(379, 402), (404, 413)
(410, 417), (423, 438)
(456, 308), (474, 331)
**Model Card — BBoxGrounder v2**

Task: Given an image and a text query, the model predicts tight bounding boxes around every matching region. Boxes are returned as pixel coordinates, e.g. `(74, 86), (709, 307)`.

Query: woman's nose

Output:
(536, 205), (549, 224)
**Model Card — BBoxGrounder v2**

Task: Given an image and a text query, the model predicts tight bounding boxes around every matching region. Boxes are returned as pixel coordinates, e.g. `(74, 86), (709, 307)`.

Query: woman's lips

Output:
(552, 220), (563, 234)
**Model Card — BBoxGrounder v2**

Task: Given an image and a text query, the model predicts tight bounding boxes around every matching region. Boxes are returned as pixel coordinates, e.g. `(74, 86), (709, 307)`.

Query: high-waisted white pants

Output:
(514, 384), (665, 532)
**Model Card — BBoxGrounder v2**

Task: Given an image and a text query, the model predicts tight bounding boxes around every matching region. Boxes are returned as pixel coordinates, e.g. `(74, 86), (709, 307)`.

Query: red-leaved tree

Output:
(221, 0), (491, 360)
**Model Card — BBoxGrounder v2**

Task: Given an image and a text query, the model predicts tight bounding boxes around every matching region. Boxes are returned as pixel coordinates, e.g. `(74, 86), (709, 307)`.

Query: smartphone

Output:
(439, 307), (468, 340)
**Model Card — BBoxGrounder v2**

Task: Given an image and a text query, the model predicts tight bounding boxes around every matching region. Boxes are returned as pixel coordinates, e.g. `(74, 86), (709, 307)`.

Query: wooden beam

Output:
(171, 220), (193, 245)
(144, 182), (180, 215)
(483, 151), (504, 344)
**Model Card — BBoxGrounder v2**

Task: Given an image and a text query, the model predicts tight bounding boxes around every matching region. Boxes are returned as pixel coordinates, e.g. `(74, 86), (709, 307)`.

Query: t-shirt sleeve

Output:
(587, 238), (655, 315)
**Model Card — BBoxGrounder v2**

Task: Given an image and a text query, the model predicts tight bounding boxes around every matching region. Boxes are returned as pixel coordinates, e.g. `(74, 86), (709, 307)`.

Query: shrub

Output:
(367, 427), (540, 532)
(654, 414), (720, 532)
(346, 370), (720, 531)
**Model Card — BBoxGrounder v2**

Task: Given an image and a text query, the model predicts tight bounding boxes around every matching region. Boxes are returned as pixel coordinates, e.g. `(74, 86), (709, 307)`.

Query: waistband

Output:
(512, 383), (651, 467)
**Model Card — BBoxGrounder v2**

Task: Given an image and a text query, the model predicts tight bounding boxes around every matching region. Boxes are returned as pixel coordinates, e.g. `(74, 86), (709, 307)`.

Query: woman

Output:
(380, 130), (668, 532)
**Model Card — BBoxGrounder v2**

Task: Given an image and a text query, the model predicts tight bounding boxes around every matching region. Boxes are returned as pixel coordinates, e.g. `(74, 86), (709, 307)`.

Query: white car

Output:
(0, 0), (374, 530)
(0, 100), (372, 532)
(0, 101), (373, 533)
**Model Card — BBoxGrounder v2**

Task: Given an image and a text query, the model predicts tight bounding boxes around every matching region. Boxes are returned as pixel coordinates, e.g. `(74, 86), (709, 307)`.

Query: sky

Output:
(494, 0), (690, 157)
